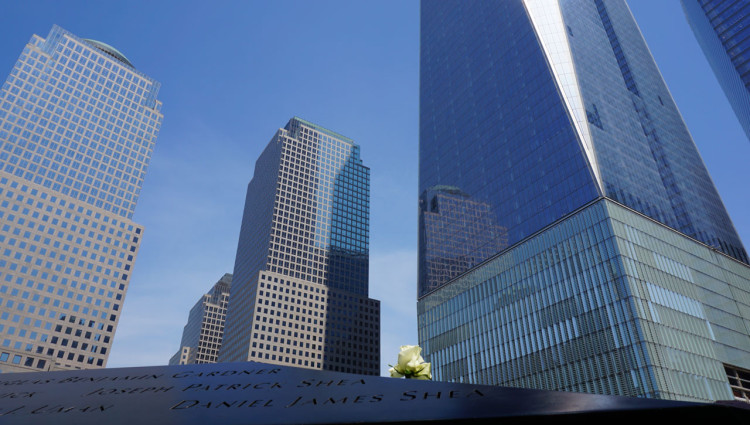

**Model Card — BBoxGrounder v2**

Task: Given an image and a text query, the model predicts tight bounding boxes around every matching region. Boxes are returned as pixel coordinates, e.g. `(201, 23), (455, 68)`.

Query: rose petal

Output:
(397, 345), (422, 368)
(416, 362), (431, 380)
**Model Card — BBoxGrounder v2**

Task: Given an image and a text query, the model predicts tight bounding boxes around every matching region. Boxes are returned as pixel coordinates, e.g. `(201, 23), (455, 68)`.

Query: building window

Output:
(725, 364), (750, 403)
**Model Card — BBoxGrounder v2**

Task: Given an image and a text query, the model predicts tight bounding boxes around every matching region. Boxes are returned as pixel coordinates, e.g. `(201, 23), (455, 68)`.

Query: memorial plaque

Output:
(0, 361), (745, 424)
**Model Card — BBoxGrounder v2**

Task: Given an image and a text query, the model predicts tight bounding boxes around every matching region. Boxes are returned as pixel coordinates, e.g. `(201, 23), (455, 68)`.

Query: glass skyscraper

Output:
(682, 0), (750, 142)
(170, 274), (232, 365)
(219, 117), (379, 375)
(418, 0), (750, 403)
(0, 26), (162, 372)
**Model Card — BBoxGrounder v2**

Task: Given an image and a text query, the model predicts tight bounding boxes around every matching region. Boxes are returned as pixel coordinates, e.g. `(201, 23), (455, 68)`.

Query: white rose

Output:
(389, 345), (432, 380)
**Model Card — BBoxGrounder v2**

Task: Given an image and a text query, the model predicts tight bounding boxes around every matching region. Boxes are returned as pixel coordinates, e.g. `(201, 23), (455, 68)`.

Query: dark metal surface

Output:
(0, 361), (744, 424)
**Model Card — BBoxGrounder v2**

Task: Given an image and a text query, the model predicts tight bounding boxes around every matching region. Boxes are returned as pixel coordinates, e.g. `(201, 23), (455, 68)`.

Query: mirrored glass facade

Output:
(419, 0), (601, 298)
(219, 118), (379, 375)
(419, 0), (747, 298)
(418, 199), (750, 402)
(683, 0), (750, 142)
(418, 0), (750, 401)
(0, 26), (162, 372)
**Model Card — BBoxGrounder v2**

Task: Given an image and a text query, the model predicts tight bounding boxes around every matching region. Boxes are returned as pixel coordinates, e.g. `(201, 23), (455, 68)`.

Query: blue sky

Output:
(0, 1), (748, 376)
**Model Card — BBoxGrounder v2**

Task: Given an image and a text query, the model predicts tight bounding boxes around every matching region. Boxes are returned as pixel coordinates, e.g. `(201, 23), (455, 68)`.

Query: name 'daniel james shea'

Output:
(171, 389), (486, 410)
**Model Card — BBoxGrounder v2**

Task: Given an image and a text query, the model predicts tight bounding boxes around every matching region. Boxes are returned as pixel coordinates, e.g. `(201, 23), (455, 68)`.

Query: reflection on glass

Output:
(419, 186), (508, 297)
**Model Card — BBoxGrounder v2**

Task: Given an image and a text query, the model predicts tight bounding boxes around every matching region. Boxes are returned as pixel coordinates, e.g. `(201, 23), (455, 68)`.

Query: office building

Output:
(682, 0), (750, 142)
(418, 0), (750, 403)
(0, 26), (162, 372)
(169, 273), (231, 365)
(219, 117), (379, 375)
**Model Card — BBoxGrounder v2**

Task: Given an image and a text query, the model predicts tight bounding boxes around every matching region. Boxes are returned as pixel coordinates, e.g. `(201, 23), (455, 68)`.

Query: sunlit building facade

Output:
(418, 0), (750, 403)
(219, 117), (379, 375)
(0, 26), (162, 372)
(170, 274), (231, 365)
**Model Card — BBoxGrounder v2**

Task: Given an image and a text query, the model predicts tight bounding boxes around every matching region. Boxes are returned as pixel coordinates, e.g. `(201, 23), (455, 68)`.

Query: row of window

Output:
(0, 175), (131, 369)
(1, 32), (161, 217)
(250, 351), (319, 368)
(0, 351), (47, 370)
(0, 176), (141, 239)
(4, 69), (156, 156)
(51, 37), (159, 124)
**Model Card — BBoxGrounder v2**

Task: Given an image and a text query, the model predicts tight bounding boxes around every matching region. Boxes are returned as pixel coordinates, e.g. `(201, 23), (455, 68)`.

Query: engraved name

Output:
(0, 404), (114, 415)
(171, 399), (275, 409)
(182, 383), (283, 391)
(296, 379), (366, 387)
(172, 368), (280, 378)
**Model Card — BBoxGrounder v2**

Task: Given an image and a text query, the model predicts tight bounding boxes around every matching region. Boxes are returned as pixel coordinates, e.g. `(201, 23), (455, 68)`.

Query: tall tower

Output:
(169, 274), (232, 365)
(219, 117), (380, 375)
(682, 0), (750, 142)
(0, 26), (162, 372)
(418, 0), (750, 403)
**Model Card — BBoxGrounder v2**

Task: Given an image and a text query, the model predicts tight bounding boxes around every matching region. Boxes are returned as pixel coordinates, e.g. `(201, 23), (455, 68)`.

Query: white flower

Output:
(389, 345), (432, 380)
